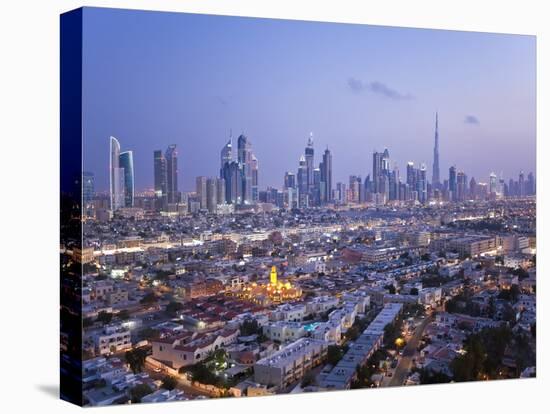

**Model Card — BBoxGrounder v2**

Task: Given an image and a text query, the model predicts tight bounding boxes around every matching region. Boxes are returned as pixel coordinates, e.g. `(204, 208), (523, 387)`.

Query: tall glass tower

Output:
(119, 151), (134, 207)
(109, 136), (124, 211)
(165, 144), (179, 204)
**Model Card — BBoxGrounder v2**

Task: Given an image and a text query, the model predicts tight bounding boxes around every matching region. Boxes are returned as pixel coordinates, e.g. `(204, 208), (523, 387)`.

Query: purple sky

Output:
(81, 7), (536, 192)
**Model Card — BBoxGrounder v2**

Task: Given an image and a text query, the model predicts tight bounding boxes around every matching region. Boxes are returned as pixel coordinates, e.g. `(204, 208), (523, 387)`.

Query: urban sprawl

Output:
(67, 114), (536, 405)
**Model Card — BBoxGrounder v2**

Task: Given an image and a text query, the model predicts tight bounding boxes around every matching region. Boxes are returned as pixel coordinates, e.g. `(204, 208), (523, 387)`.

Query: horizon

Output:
(81, 7), (536, 193)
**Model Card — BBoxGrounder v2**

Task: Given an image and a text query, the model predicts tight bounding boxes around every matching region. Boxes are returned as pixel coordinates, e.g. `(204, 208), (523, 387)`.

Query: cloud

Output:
(464, 115), (480, 125)
(347, 77), (414, 100)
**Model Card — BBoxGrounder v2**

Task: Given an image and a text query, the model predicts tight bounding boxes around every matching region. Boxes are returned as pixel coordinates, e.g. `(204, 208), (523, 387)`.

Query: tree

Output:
(125, 348), (147, 374)
(161, 376), (178, 391)
(129, 384), (153, 403)
(326, 345), (344, 366)
(140, 292), (157, 305)
(165, 301), (184, 316)
(384, 284), (396, 294)
(96, 311), (113, 325)
(117, 309), (131, 320)
(301, 370), (317, 387)
(240, 319), (261, 336)
(410, 288), (419, 296)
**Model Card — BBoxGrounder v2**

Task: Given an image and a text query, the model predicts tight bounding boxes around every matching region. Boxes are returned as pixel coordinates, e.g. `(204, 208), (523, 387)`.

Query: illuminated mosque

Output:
(233, 265), (302, 305)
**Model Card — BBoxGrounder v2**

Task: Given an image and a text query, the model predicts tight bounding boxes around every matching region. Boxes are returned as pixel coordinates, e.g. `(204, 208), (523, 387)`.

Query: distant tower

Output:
(119, 150), (134, 207)
(270, 265), (278, 285)
(109, 136), (124, 211)
(165, 144), (179, 204)
(305, 133), (315, 192)
(432, 112), (441, 189)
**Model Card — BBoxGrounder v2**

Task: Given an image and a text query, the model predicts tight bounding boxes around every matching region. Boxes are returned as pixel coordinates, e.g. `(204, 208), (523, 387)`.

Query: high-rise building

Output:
(489, 172), (498, 195)
(518, 171), (525, 196)
(109, 136), (124, 211)
(320, 147), (333, 203)
(432, 112), (441, 189)
(284, 172), (296, 189)
(154, 150), (167, 210)
(237, 134), (253, 203)
(119, 150), (135, 207)
(216, 177), (225, 206)
(165, 144), (179, 204)
(297, 155), (308, 207)
(449, 166), (457, 202)
(457, 171), (467, 202)
(206, 177), (217, 213)
(305, 134), (315, 193)
(82, 171), (95, 208)
(418, 163), (427, 204)
(196, 176), (208, 209)
(220, 138), (233, 177)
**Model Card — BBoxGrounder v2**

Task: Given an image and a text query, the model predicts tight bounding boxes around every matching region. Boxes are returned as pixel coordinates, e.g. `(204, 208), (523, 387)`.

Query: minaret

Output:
(270, 265), (278, 285)
(432, 112), (440, 188)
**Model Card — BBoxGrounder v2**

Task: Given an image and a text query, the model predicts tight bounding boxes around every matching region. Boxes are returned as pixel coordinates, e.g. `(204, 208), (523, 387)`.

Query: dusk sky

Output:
(82, 7), (536, 193)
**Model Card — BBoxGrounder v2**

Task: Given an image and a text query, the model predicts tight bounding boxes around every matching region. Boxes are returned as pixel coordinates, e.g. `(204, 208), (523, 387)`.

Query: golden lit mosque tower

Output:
(270, 265), (278, 285)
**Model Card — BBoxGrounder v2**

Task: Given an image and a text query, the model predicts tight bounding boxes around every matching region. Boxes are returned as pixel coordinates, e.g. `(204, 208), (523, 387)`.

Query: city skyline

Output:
(81, 8), (536, 192)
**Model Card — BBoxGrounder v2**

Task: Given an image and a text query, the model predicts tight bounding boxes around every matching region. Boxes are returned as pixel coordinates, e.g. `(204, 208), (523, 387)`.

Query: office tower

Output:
(518, 171), (525, 196)
(373, 149), (390, 197)
(220, 137), (233, 177)
(237, 134), (253, 203)
(418, 163), (427, 204)
(373, 151), (383, 194)
(82, 171), (95, 208)
(223, 161), (242, 204)
(196, 176), (208, 209)
(457, 171), (467, 202)
(449, 166), (457, 202)
(305, 133), (315, 193)
(527, 172), (535, 195)
(119, 151), (135, 207)
(335, 182), (346, 204)
(469, 177), (477, 200)
(251, 154), (259, 202)
(406, 162), (416, 198)
(284, 172), (296, 189)
(154, 150), (167, 197)
(432, 112), (440, 189)
(206, 177), (217, 213)
(489, 172), (497, 195)
(165, 144), (179, 204)
(349, 175), (361, 204)
(320, 147), (333, 203)
(109, 136), (125, 211)
(313, 168), (321, 205)
(297, 155), (308, 206)
(154, 150), (167, 210)
(216, 177), (225, 205)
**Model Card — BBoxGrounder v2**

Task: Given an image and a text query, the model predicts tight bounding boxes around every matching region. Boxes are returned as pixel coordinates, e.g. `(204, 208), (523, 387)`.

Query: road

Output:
(387, 313), (433, 387)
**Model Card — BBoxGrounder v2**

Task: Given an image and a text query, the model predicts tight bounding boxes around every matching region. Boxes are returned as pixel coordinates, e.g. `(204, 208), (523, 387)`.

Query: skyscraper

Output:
(165, 144), (179, 204)
(109, 136), (124, 211)
(196, 176), (208, 209)
(418, 163), (427, 204)
(237, 134), (258, 204)
(305, 133), (315, 193)
(119, 150), (135, 207)
(449, 166), (457, 202)
(297, 155), (308, 207)
(206, 177), (217, 213)
(82, 171), (95, 208)
(432, 112), (441, 189)
(320, 147), (333, 203)
(154, 150), (167, 210)
(220, 138), (233, 178)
